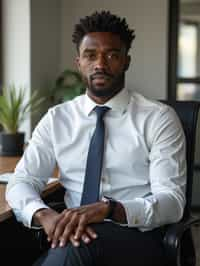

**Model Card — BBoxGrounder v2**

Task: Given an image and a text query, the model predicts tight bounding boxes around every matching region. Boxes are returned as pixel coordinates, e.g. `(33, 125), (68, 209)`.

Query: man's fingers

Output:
(85, 226), (98, 239)
(79, 227), (98, 244)
(51, 211), (72, 248)
(81, 232), (91, 244)
(51, 219), (66, 248)
(59, 234), (80, 248)
(68, 232), (92, 247)
(75, 225), (98, 245)
(74, 215), (87, 240)
(58, 212), (80, 247)
(46, 212), (65, 244)
(51, 206), (99, 248)
(59, 226), (98, 248)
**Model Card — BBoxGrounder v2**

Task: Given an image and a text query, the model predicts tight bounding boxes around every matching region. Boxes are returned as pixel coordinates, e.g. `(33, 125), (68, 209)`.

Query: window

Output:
(177, 21), (200, 101)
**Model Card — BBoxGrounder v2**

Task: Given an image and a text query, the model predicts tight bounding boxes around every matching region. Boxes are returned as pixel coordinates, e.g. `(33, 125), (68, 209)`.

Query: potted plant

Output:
(0, 85), (44, 156)
(50, 69), (86, 105)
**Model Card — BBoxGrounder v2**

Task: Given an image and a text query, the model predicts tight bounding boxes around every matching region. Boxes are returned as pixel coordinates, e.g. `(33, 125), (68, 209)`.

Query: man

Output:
(6, 10), (186, 266)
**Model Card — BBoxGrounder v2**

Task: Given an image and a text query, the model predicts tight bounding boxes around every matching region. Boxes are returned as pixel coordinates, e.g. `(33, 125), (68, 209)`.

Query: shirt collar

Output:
(83, 88), (130, 116)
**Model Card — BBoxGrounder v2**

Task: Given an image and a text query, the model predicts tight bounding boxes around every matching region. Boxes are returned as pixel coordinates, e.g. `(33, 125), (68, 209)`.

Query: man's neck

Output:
(86, 88), (124, 104)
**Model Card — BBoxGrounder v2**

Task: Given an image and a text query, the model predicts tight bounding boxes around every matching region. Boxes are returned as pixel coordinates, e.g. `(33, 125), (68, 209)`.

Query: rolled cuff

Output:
(119, 197), (156, 229)
(22, 200), (49, 228)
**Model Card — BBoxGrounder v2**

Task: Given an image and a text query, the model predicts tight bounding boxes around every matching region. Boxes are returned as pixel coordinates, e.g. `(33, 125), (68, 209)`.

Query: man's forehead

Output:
(79, 32), (124, 52)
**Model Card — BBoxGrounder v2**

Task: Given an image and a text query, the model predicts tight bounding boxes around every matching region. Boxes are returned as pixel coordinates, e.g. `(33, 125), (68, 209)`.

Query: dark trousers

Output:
(33, 221), (166, 266)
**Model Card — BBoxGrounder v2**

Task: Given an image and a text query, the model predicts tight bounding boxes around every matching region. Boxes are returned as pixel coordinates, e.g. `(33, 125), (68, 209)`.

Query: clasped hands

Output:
(34, 201), (109, 249)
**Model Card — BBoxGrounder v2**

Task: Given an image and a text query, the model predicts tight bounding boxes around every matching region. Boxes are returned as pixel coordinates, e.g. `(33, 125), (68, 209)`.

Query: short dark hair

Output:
(72, 10), (135, 52)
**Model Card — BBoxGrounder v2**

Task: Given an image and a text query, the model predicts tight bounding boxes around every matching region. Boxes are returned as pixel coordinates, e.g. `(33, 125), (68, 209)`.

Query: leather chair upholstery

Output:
(161, 100), (200, 266)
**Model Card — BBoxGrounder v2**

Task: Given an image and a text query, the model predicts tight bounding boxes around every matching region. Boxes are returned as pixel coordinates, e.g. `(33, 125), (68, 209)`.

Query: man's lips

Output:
(91, 73), (112, 81)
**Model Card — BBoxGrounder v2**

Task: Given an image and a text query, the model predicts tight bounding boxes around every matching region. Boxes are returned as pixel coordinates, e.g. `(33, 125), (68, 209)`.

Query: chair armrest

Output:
(163, 216), (200, 265)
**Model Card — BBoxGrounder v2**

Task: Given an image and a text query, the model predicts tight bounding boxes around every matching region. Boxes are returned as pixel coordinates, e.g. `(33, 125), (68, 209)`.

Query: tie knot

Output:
(94, 106), (110, 119)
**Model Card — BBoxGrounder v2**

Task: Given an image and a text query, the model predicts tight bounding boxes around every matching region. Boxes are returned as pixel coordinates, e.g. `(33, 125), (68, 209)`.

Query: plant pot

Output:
(0, 132), (25, 156)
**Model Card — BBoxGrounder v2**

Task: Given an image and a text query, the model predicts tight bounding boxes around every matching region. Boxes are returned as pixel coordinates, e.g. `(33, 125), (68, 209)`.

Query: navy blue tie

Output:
(81, 106), (110, 205)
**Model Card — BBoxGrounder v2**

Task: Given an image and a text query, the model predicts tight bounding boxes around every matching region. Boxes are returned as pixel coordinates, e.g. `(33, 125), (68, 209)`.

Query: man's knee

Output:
(65, 241), (97, 266)
(34, 243), (94, 266)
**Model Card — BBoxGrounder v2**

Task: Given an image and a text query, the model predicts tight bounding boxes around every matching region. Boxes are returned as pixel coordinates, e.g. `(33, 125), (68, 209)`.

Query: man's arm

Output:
(6, 111), (56, 228)
(119, 105), (186, 230)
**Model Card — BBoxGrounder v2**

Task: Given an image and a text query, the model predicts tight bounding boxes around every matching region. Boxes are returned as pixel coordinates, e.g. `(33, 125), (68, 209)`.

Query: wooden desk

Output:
(0, 156), (21, 173)
(0, 156), (60, 222)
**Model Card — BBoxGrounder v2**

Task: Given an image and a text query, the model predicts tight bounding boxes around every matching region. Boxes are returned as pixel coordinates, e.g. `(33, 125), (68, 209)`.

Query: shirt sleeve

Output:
(6, 110), (56, 228)
(120, 105), (186, 230)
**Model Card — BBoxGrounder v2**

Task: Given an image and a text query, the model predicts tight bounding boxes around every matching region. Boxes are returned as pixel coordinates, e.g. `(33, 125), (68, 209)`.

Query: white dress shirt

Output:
(6, 88), (186, 231)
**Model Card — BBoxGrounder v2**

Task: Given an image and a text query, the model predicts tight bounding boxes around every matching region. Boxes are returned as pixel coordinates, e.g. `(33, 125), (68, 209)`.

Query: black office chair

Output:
(160, 100), (200, 266)
(35, 100), (200, 266)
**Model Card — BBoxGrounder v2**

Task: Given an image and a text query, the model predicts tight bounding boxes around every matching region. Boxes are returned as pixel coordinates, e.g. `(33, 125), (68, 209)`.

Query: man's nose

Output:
(94, 54), (107, 70)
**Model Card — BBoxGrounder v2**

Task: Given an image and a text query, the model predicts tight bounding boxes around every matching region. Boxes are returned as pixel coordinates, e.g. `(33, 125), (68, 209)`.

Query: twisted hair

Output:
(72, 10), (135, 52)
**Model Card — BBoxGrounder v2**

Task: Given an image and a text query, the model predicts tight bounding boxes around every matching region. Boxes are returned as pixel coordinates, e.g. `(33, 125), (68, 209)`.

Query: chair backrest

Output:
(161, 101), (200, 219)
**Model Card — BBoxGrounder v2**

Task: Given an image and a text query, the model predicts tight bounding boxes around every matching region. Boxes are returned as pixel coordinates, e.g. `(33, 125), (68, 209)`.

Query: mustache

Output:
(90, 71), (113, 80)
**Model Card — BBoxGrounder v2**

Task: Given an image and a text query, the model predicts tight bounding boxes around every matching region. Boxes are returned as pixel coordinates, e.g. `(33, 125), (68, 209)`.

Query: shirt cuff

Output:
(22, 200), (49, 228)
(119, 197), (156, 228)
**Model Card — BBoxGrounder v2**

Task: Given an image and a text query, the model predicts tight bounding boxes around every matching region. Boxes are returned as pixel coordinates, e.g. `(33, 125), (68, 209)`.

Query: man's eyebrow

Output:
(82, 48), (96, 54)
(106, 48), (121, 52)
(82, 48), (122, 53)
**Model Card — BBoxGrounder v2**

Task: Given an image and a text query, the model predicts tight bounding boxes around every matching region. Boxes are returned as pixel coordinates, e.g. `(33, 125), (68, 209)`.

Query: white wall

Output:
(2, 0), (31, 138)
(60, 0), (168, 99)
(31, 0), (61, 129)
(2, 0), (61, 137)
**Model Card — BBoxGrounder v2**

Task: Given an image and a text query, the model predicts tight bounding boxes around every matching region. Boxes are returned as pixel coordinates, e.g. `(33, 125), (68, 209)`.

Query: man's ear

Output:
(124, 55), (131, 71)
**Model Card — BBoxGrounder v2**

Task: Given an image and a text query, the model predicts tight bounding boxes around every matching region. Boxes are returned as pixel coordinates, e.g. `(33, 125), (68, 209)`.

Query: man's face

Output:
(76, 32), (130, 101)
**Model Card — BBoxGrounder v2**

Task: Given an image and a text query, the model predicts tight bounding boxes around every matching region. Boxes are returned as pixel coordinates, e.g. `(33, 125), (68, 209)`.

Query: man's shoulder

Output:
(48, 94), (85, 116)
(129, 91), (169, 113)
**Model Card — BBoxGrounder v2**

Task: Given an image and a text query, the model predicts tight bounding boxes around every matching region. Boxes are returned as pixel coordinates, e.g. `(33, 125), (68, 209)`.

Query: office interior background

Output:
(2, 0), (200, 205)
(0, 0), (200, 263)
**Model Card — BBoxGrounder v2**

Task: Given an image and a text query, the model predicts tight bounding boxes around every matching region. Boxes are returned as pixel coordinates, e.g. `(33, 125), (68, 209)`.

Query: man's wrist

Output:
(102, 196), (117, 219)
(114, 201), (127, 223)
(101, 197), (127, 223)
(33, 208), (50, 226)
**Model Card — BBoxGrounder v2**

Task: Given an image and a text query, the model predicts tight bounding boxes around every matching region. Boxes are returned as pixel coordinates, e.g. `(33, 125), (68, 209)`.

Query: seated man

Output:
(6, 10), (186, 266)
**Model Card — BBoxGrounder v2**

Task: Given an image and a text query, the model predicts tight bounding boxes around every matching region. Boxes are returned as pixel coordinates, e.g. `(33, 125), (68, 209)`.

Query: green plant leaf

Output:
(51, 69), (86, 104)
(0, 85), (45, 133)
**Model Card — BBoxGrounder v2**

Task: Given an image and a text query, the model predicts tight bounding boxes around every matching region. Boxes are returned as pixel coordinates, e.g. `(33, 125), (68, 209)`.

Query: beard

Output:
(86, 71), (125, 98)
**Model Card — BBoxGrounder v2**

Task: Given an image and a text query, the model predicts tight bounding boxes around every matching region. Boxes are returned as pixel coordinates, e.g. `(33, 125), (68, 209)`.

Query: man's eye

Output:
(107, 53), (120, 60)
(84, 53), (96, 60)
